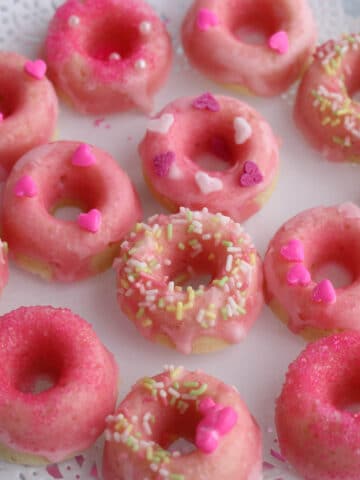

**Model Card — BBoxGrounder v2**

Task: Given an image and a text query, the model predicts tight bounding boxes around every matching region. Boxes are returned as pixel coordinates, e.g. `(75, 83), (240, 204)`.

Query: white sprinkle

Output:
(159, 468), (169, 477)
(226, 254), (233, 272)
(131, 415), (138, 423)
(154, 382), (165, 388)
(150, 463), (159, 472)
(168, 281), (175, 292)
(172, 451), (181, 457)
(125, 288), (134, 297)
(68, 15), (80, 27)
(105, 415), (115, 423)
(196, 309), (205, 324)
(143, 412), (152, 421)
(168, 387), (181, 398)
(195, 171), (223, 194)
(143, 420), (152, 436)
(227, 246), (241, 253)
(113, 432), (121, 442)
(160, 389), (167, 398)
(116, 413), (124, 421)
(135, 58), (147, 70)
(234, 116), (252, 144)
(104, 429), (112, 441)
(139, 21), (152, 35)
(164, 259), (172, 266)
(202, 233), (212, 240)
(228, 297), (238, 311)
(109, 52), (121, 61)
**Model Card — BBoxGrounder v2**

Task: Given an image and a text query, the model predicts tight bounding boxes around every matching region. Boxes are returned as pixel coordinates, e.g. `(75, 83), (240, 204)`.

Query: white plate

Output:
(0, 1), (359, 479)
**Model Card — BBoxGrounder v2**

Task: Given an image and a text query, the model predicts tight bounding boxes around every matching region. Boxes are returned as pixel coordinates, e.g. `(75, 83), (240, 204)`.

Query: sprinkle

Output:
(148, 114), (174, 135)
(196, 8), (219, 31)
(167, 223), (173, 241)
(72, 143), (96, 167)
(109, 52), (121, 61)
(234, 117), (253, 144)
(189, 383), (208, 396)
(68, 15), (80, 27)
(192, 92), (220, 112)
(0, 112), (3, 122)
(142, 319), (153, 327)
(168, 387), (180, 398)
(153, 151), (176, 177)
(24, 59), (47, 80)
(14, 175), (37, 198)
(135, 58), (147, 70)
(139, 21), (152, 35)
(169, 474), (185, 480)
(268, 31), (289, 54)
(77, 209), (101, 233)
(184, 381), (199, 388)
(176, 302), (184, 321)
(178, 242), (185, 250)
(195, 171), (223, 194)
(240, 161), (263, 187)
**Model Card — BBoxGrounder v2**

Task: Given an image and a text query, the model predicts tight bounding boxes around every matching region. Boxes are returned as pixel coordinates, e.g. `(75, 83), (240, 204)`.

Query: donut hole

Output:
(46, 169), (105, 221)
(333, 378), (360, 414)
(182, 273), (213, 289)
(14, 342), (63, 395)
(187, 122), (250, 172)
(150, 402), (201, 454)
(0, 79), (22, 117)
(312, 261), (353, 289)
(228, 1), (286, 46)
(84, 17), (142, 62)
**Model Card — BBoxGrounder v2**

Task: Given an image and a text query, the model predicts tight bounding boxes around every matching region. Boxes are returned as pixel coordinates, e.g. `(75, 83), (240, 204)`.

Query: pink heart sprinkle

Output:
(196, 428), (219, 454)
(153, 151), (175, 177)
(46, 465), (63, 479)
(287, 264), (311, 286)
(14, 175), (37, 198)
(240, 161), (263, 187)
(192, 93), (220, 112)
(197, 8), (219, 31)
(268, 31), (289, 54)
(0, 113), (3, 123)
(312, 279), (336, 304)
(77, 209), (102, 233)
(71, 144), (96, 167)
(280, 239), (304, 262)
(24, 59), (47, 80)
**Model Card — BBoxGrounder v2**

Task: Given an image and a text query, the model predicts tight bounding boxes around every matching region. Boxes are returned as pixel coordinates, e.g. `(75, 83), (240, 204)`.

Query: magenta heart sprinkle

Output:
(280, 239), (304, 262)
(287, 264), (311, 286)
(312, 279), (336, 304)
(192, 93), (220, 112)
(153, 151), (175, 177)
(196, 8), (219, 31)
(240, 161), (263, 187)
(24, 59), (47, 80)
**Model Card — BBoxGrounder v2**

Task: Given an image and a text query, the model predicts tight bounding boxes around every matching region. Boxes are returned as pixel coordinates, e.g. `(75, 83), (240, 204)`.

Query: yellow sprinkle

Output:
(208, 253), (215, 261)
(176, 302), (184, 321)
(321, 116), (331, 126)
(135, 223), (143, 232)
(166, 305), (176, 312)
(142, 318), (153, 327)
(136, 307), (145, 319)
(158, 298), (165, 308)
(187, 286), (195, 302)
(250, 253), (256, 265)
(167, 224), (173, 241)
(178, 242), (185, 250)
(331, 118), (341, 127)
(120, 279), (129, 289)
(205, 311), (216, 319)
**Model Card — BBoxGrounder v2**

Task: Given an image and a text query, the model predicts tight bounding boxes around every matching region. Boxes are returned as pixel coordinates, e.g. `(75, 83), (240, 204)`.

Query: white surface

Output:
(0, 0), (359, 479)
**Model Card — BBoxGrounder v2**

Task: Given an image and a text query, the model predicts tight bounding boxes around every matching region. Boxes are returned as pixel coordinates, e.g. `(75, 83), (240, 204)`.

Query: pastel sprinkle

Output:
(14, 175), (37, 197)
(287, 264), (311, 286)
(68, 15), (80, 27)
(196, 8), (219, 31)
(240, 161), (263, 187)
(312, 279), (337, 304)
(109, 52), (121, 61)
(268, 31), (289, 54)
(234, 117), (252, 144)
(192, 93), (220, 112)
(270, 448), (286, 462)
(24, 59), (47, 80)
(148, 113), (174, 134)
(153, 151), (176, 177)
(77, 209), (102, 233)
(0, 113), (3, 122)
(135, 58), (147, 70)
(280, 239), (304, 262)
(71, 144), (96, 167)
(195, 171), (223, 194)
(189, 383), (208, 396)
(139, 21), (152, 35)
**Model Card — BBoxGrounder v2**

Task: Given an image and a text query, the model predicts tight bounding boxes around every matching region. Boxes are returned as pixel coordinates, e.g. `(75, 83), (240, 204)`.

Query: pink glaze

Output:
(181, 0), (316, 96)
(140, 95), (280, 222)
(114, 207), (263, 354)
(45, 0), (172, 114)
(0, 306), (118, 464)
(276, 332), (360, 480)
(0, 52), (58, 180)
(264, 203), (360, 336)
(1, 141), (142, 282)
(103, 368), (262, 480)
(295, 35), (360, 163)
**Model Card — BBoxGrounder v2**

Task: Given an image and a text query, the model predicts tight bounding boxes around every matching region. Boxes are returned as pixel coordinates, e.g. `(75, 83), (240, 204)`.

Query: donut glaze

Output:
(276, 332), (360, 480)
(45, 0), (172, 114)
(1, 141), (142, 281)
(0, 51), (58, 180)
(295, 35), (360, 162)
(140, 94), (280, 222)
(0, 306), (118, 465)
(103, 368), (262, 480)
(181, 0), (316, 96)
(264, 203), (360, 339)
(115, 207), (263, 354)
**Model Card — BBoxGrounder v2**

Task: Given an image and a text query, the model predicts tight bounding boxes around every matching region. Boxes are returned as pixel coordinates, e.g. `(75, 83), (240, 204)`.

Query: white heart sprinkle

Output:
(168, 163), (183, 180)
(147, 114), (174, 134)
(195, 171), (223, 194)
(234, 117), (252, 144)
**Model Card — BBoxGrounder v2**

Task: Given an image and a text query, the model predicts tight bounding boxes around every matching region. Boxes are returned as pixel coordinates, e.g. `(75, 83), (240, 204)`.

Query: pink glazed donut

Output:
(140, 94), (280, 222)
(264, 202), (360, 340)
(45, 0), (172, 114)
(115, 207), (263, 354)
(181, 0), (316, 96)
(295, 35), (360, 162)
(0, 306), (118, 465)
(0, 51), (58, 180)
(1, 141), (142, 281)
(103, 367), (262, 480)
(276, 331), (360, 480)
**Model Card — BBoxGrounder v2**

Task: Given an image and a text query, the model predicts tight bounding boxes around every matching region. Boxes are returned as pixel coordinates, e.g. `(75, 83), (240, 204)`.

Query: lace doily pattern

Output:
(0, 1), (358, 479)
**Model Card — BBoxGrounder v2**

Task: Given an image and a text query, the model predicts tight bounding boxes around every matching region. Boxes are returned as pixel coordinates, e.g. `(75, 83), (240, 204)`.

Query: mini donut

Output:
(139, 94), (280, 222)
(181, 0), (316, 96)
(0, 51), (58, 180)
(1, 141), (142, 281)
(45, 0), (172, 114)
(264, 202), (360, 340)
(295, 35), (360, 162)
(114, 207), (263, 354)
(276, 331), (360, 480)
(0, 306), (118, 465)
(103, 367), (262, 480)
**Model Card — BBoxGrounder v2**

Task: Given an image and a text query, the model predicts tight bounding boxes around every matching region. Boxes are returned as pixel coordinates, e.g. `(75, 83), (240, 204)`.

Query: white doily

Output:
(0, 1), (359, 479)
